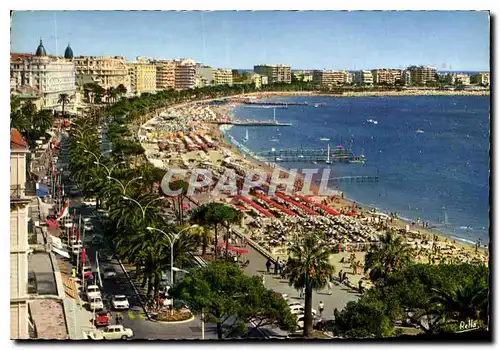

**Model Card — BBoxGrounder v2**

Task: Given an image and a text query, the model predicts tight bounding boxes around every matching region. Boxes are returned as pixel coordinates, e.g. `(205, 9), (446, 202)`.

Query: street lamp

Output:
(146, 225), (199, 287)
(122, 194), (164, 219)
(106, 176), (142, 195)
(94, 161), (125, 177)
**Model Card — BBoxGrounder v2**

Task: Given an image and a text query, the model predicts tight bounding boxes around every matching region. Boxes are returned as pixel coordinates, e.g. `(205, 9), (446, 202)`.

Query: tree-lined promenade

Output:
(59, 83), (488, 339)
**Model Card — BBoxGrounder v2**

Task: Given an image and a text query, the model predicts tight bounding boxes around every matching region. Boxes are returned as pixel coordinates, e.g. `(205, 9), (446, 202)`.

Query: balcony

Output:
(10, 182), (36, 200)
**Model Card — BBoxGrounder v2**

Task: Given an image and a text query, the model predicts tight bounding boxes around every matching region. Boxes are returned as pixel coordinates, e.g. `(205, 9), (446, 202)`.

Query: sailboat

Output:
(325, 144), (332, 164)
(243, 129), (249, 142)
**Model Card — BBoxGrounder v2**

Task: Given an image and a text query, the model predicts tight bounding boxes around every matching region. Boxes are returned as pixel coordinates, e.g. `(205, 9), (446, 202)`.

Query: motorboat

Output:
(320, 138), (330, 141)
(367, 119), (378, 125)
(416, 129), (424, 134)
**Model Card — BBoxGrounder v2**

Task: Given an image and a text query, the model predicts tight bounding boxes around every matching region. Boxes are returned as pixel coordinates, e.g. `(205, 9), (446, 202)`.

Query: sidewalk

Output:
(235, 235), (361, 319)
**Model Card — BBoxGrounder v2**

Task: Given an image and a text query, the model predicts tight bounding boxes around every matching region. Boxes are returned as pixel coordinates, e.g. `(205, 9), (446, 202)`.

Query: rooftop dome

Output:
(35, 39), (47, 57)
(64, 43), (73, 59)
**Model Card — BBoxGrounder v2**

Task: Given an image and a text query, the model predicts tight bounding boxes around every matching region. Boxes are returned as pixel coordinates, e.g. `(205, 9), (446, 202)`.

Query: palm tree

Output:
(57, 93), (71, 117)
(364, 231), (412, 284)
(10, 95), (29, 132)
(284, 233), (336, 337)
(168, 179), (190, 225)
(430, 277), (489, 326)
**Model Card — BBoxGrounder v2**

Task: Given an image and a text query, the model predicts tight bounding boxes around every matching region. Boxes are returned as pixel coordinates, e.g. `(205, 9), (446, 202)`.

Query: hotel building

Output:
(153, 60), (177, 91)
(127, 58), (157, 94)
(10, 40), (76, 111)
(354, 70), (374, 86)
(254, 64), (292, 84)
(175, 59), (197, 90)
(213, 69), (233, 86)
(312, 70), (348, 88)
(70, 55), (131, 91)
(371, 69), (403, 85)
(407, 65), (437, 85)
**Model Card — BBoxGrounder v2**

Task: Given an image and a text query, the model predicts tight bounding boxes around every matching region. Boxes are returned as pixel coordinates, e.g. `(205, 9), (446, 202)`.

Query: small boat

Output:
(243, 129), (249, 142)
(416, 129), (424, 134)
(312, 161), (317, 165)
(275, 157), (283, 161)
(367, 119), (378, 125)
(270, 138), (279, 142)
(298, 155), (304, 158)
(320, 138), (330, 142)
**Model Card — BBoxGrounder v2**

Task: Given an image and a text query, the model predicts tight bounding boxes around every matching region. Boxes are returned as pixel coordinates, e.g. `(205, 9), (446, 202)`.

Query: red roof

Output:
(11, 128), (28, 150)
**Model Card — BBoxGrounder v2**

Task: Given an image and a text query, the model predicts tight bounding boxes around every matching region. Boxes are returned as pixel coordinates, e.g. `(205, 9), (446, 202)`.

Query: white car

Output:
(89, 296), (104, 311)
(288, 302), (317, 316)
(100, 325), (134, 340)
(103, 267), (117, 279)
(86, 285), (101, 300)
(111, 295), (130, 310)
(296, 314), (305, 329)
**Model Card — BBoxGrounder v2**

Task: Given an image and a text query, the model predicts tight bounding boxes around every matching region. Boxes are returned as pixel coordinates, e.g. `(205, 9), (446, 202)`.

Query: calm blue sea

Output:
(226, 95), (490, 244)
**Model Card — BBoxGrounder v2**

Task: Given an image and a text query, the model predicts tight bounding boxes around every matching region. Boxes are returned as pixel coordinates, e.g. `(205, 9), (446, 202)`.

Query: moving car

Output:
(89, 296), (104, 311)
(111, 295), (130, 310)
(86, 285), (101, 300)
(94, 311), (110, 327)
(100, 325), (134, 340)
(103, 267), (117, 279)
(314, 316), (336, 332)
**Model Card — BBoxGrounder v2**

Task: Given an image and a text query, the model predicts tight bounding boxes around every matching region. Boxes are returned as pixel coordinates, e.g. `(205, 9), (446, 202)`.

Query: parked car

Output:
(296, 314), (305, 329)
(287, 301), (317, 316)
(99, 325), (133, 340)
(103, 267), (117, 279)
(86, 285), (101, 300)
(94, 311), (110, 327)
(111, 295), (130, 310)
(89, 296), (104, 311)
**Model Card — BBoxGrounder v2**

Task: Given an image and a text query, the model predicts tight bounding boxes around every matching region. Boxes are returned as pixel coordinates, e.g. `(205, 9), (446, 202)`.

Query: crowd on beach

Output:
(137, 94), (489, 272)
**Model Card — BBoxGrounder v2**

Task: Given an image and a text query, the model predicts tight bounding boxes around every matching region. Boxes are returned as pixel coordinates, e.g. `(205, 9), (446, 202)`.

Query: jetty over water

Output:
(213, 120), (293, 126)
(257, 147), (365, 163)
(331, 176), (379, 183)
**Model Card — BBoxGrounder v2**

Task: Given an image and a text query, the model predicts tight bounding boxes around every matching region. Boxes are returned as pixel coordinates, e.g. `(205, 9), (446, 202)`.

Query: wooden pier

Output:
(331, 176), (379, 183)
(256, 148), (362, 163)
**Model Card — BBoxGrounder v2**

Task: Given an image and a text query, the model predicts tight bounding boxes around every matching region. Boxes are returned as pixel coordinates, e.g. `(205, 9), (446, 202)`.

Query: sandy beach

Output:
(137, 93), (489, 288)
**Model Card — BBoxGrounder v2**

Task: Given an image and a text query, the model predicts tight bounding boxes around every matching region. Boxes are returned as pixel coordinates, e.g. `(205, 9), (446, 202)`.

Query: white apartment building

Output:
(175, 59), (197, 90)
(312, 70), (348, 88)
(354, 70), (374, 86)
(10, 40), (76, 111)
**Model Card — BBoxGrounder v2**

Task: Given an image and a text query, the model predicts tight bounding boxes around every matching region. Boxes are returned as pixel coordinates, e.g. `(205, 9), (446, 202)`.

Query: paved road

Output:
(56, 131), (220, 339)
(238, 239), (361, 320)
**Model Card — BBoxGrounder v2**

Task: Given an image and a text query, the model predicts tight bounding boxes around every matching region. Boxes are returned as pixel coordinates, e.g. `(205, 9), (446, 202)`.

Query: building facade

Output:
(71, 55), (131, 91)
(213, 69), (233, 86)
(153, 60), (176, 91)
(371, 69), (403, 85)
(127, 60), (157, 94)
(312, 70), (348, 88)
(10, 41), (76, 111)
(470, 72), (490, 86)
(407, 65), (437, 85)
(175, 59), (197, 90)
(354, 70), (374, 86)
(10, 129), (31, 339)
(254, 64), (292, 84)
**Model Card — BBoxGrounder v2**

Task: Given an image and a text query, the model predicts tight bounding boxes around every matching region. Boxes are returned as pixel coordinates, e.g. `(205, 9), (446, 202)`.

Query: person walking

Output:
(319, 301), (325, 317)
(327, 280), (333, 295)
(274, 258), (279, 275)
(115, 313), (121, 325)
(265, 259), (272, 273)
(261, 273), (265, 286)
(278, 260), (284, 277)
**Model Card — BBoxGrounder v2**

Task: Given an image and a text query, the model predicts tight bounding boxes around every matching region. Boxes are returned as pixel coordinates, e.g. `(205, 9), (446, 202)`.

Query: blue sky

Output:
(10, 11), (490, 71)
